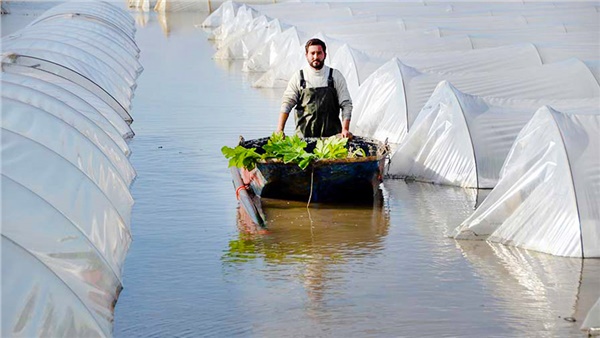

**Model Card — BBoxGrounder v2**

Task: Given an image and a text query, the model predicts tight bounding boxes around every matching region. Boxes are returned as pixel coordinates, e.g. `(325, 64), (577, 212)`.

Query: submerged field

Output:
(2, 4), (599, 337)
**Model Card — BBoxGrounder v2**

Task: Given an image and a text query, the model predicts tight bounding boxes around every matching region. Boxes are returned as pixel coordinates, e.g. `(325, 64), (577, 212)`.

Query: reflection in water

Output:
(224, 198), (390, 307)
(456, 240), (600, 334)
(133, 10), (149, 27)
(157, 11), (169, 36)
(384, 180), (478, 237)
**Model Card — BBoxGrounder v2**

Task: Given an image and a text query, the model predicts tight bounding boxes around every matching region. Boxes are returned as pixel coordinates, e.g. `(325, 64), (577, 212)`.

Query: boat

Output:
(229, 136), (389, 223)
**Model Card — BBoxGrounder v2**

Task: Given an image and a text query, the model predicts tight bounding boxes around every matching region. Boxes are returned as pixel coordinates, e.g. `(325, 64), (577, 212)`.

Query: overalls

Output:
(295, 68), (342, 137)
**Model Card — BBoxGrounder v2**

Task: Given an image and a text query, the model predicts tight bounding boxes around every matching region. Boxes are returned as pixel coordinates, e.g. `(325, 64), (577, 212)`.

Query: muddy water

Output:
(3, 7), (598, 338)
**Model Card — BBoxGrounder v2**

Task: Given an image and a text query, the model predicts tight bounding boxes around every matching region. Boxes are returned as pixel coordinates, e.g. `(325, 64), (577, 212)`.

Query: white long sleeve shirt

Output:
(280, 65), (353, 120)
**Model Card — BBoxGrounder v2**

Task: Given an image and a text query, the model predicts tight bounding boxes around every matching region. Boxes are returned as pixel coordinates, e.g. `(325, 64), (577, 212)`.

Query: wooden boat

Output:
(230, 136), (389, 211)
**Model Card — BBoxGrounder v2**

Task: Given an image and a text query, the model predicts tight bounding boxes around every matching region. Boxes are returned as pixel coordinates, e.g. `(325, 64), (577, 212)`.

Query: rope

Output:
(307, 167), (315, 208)
(235, 184), (249, 200)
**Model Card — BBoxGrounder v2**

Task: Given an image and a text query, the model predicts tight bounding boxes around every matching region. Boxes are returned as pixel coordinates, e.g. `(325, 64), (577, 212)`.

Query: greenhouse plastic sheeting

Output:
(243, 26), (308, 73)
(214, 16), (285, 60)
(30, 16), (141, 56)
(2, 47), (134, 111)
(1, 97), (136, 187)
(387, 81), (600, 188)
(2, 129), (133, 246)
(31, 2), (135, 39)
(253, 29), (449, 88)
(2, 82), (130, 158)
(352, 58), (600, 144)
(15, 20), (143, 74)
(453, 107), (600, 258)
(218, 16), (399, 61)
(3, 59), (133, 124)
(2, 37), (136, 90)
(6, 29), (139, 81)
(201, 0), (241, 28)
(3, 69), (134, 138)
(330, 43), (543, 98)
(2, 105), (136, 224)
(252, 31), (474, 85)
(3, 76), (130, 149)
(1, 2), (139, 336)
(2, 236), (110, 338)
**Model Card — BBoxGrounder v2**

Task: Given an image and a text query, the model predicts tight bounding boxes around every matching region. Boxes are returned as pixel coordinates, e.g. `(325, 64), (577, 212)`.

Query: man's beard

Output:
(311, 59), (324, 70)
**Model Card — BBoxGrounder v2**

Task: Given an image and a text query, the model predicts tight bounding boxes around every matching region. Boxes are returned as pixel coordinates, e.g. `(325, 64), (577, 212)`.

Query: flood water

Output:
(3, 7), (599, 338)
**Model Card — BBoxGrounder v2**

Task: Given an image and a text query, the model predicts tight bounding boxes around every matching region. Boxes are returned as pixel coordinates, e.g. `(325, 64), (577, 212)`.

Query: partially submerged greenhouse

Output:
(351, 57), (599, 144)
(387, 81), (599, 188)
(453, 106), (600, 258)
(1, 2), (141, 336)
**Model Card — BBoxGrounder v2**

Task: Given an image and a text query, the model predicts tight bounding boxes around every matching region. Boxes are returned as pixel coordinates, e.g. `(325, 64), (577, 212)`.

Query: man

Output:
(276, 38), (353, 138)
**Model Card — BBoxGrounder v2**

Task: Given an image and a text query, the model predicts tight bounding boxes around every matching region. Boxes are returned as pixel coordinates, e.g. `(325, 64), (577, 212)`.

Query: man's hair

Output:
(305, 38), (326, 53)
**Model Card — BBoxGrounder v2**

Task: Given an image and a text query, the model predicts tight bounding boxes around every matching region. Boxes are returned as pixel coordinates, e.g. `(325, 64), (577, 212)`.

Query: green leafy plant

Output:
(262, 134), (315, 169)
(222, 134), (366, 171)
(313, 137), (349, 160)
(221, 145), (261, 170)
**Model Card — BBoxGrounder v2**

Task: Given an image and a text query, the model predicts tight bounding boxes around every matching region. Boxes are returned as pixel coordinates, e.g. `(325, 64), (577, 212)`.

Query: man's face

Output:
(306, 45), (326, 70)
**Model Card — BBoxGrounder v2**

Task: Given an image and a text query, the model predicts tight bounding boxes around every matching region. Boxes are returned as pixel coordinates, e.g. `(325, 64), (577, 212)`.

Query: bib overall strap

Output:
(327, 68), (334, 88)
(299, 70), (306, 89)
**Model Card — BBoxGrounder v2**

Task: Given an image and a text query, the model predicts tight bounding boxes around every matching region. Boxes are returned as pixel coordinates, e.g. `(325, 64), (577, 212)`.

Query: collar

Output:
(306, 65), (329, 77)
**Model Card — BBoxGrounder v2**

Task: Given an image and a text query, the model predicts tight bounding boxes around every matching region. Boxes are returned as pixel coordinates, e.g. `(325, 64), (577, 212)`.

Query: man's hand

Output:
(277, 113), (289, 137)
(341, 119), (352, 139)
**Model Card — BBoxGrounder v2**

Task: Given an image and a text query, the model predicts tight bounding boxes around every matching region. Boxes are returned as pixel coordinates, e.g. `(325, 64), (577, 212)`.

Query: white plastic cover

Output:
(352, 58), (600, 144)
(331, 43), (543, 99)
(1, 2), (139, 336)
(2, 236), (110, 338)
(201, 0), (241, 28)
(3, 69), (134, 138)
(388, 81), (600, 188)
(210, 4), (258, 42)
(31, 2), (135, 39)
(214, 16), (285, 60)
(244, 25), (305, 73)
(2, 49), (134, 114)
(1, 97), (136, 186)
(6, 29), (139, 81)
(1, 130), (133, 336)
(2, 82), (131, 159)
(3, 56), (133, 123)
(454, 107), (600, 258)
(2, 37), (136, 91)
(31, 15), (141, 56)
(252, 32), (474, 88)
(4, 62), (133, 125)
(3, 74), (131, 145)
(15, 21), (141, 74)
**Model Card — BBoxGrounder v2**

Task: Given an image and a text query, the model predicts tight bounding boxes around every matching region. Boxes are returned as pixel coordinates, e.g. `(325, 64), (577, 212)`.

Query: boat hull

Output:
(237, 136), (388, 203)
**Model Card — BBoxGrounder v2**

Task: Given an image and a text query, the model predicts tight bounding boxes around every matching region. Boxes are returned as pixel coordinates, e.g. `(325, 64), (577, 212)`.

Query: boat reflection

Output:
(224, 198), (390, 305)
